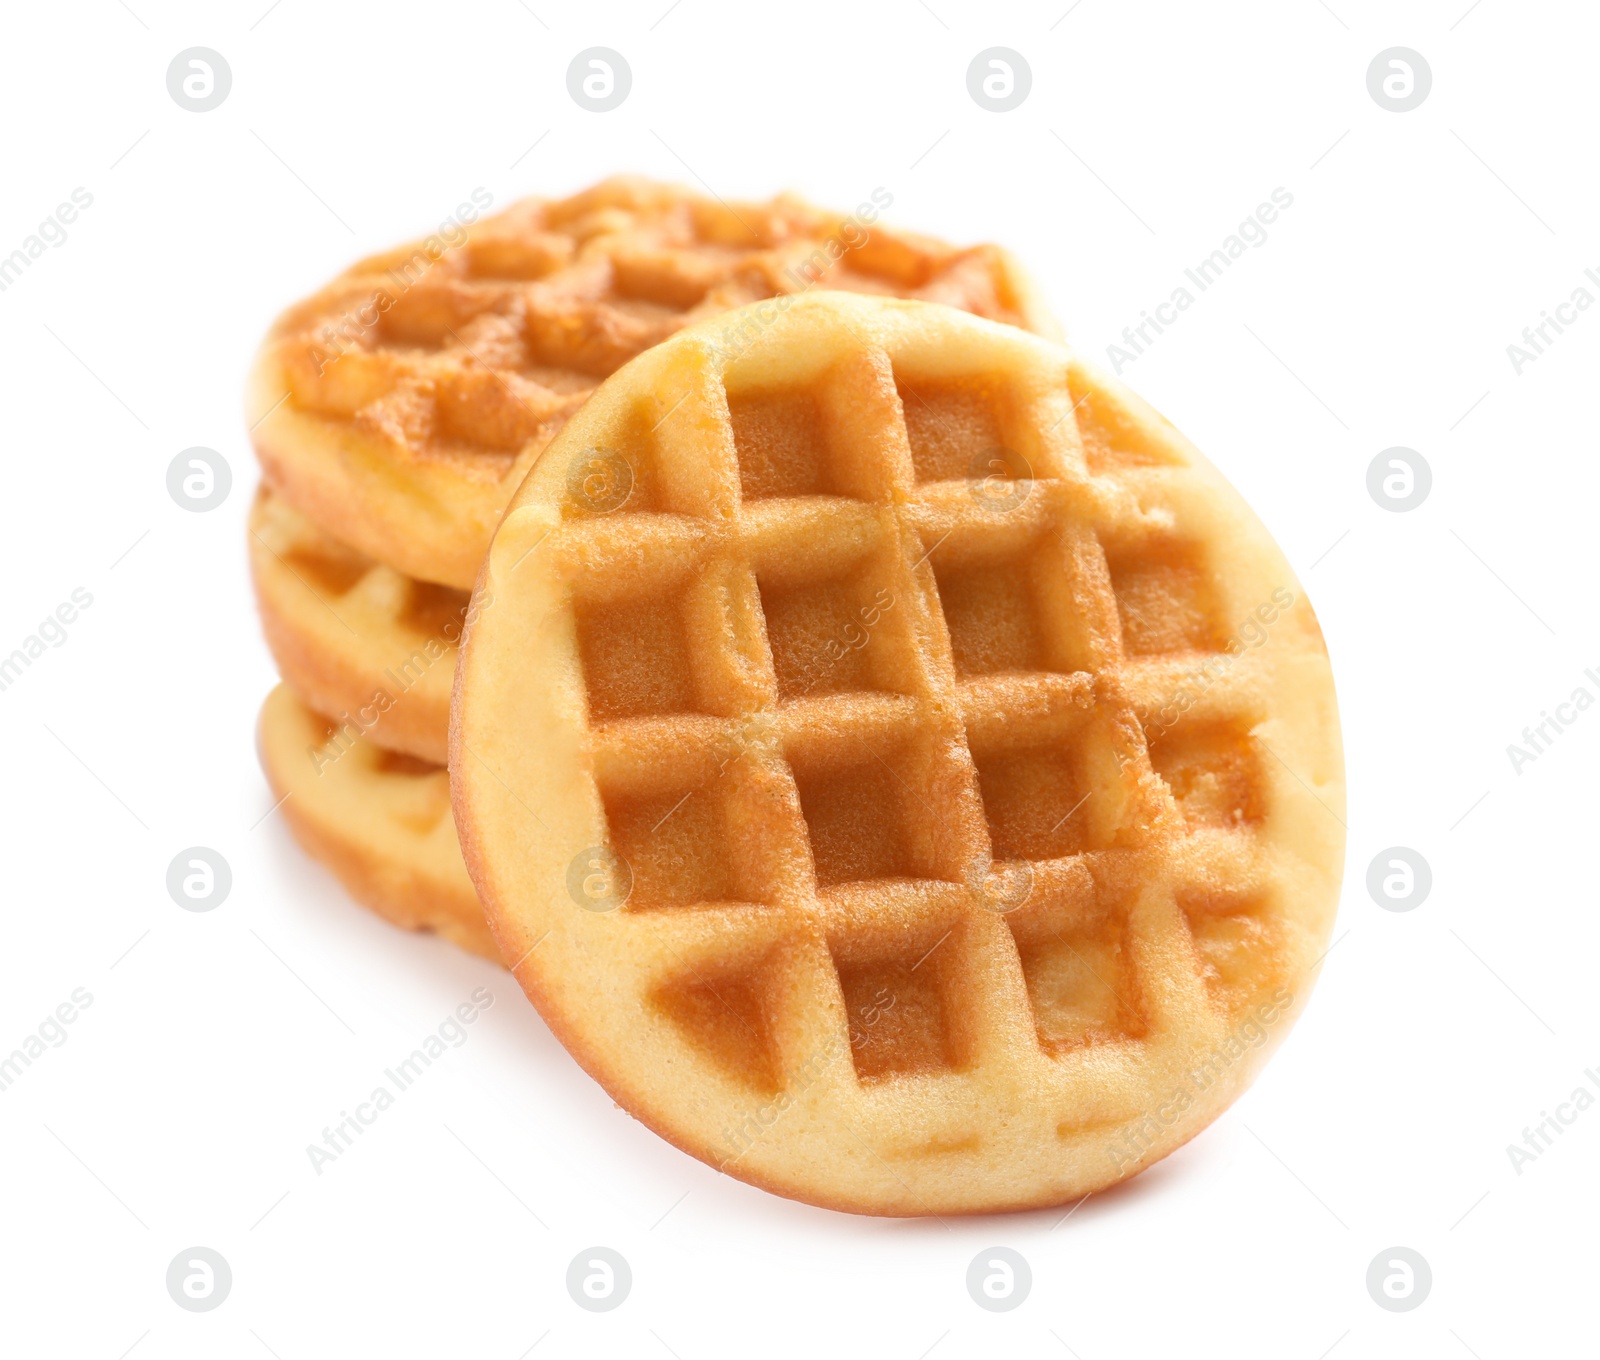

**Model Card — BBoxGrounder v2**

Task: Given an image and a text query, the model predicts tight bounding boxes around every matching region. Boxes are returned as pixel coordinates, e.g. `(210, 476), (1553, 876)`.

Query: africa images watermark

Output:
(1505, 266), (1600, 375)
(0, 588), (95, 695)
(0, 987), (95, 1094)
(1137, 587), (1296, 741)
(306, 986), (494, 1174)
(1106, 188), (1295, 375)
(1105, 986), (1294, 1174)
(1504, 665), (1600, 774)
(0, 188), (94, 296)
(1505, 1066), (1600, 1175)
(308, 187), (495, 375)
(717, 985), (899, 1165)
(718, 1033), (846, 1168)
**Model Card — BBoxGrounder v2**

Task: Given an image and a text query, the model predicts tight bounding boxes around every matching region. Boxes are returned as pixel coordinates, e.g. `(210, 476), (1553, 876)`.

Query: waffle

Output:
(452, 292), (1343, 1215)
(258, 684), (496, 961)
(250, 485), (465, 763)
(248, 176), (1058, 589)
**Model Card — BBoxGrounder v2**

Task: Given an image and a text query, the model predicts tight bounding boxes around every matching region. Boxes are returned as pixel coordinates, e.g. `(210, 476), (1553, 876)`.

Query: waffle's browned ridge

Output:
(452, 292), (1344, 1215)
(258, 684), (496, 961)
(248, 176), (1058, 590)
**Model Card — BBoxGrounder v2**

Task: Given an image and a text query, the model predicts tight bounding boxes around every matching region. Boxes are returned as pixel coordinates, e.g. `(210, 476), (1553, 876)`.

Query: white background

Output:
(0, 1), (1594, 1356)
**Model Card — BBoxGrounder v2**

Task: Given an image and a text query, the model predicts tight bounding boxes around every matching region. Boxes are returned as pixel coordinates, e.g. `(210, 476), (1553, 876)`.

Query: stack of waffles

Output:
(247, 176), (1055, 964)
(246, 177), (1344, 1215)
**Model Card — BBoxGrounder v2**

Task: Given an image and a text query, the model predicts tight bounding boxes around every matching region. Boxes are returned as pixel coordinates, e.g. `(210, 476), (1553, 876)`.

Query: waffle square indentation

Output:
(897, 373), (1009, 484)
(933, 554), (1053, 676)
(758, 562), (908, 701)
(1177, 888), (1285, 1014)
(1146, 718), (1264, 829)
(576, 588), (706, 723)
(730, 388), (839, 500)
(837, 955), (955, 1080)
(1014, 910), (1146, 1053)
(793, 756), (918, 888)
(652, 965), (781, 1093)
(1105, 539), (1225, 657)
(972, 743), (1097, 861)
(601, 780), (748, 910)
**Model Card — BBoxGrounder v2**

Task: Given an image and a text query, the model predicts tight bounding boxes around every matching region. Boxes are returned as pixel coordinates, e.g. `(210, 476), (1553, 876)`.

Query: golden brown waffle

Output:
(452, 292), (1343, 1215)
(248, 176), (1059, 589)
(250, 485), (465, 764)
(258, 684), (496, 961)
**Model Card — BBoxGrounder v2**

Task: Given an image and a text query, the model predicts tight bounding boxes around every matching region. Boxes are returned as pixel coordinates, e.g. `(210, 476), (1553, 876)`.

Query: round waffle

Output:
(258, 684), (496, 961)
(451, 292), (1344, 1215)
(248, 176), (1058, 589)
(250, 485), (466, 764)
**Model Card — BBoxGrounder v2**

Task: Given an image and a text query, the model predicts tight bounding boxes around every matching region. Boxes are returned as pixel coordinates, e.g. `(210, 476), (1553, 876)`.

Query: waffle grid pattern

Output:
(272, 180), (1047, 480)
(253, 179), (1057, 587)
(530, 317), (1277, 1113)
